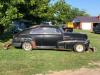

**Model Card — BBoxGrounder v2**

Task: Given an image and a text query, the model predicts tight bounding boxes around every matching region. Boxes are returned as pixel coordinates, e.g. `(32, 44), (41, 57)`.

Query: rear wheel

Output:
(74, 43), (85, 52)
(22, 42), (32, 51)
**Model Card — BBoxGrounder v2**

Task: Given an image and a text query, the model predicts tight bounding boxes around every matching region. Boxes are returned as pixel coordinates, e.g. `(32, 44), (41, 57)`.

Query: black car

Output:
(93, 24), (100, 33)
(12, 25), (90, 52)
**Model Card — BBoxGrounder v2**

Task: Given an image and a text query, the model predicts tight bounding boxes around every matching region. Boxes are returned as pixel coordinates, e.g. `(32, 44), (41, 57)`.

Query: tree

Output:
(49, 0), (72, 24)
(0, 0), (22, 28)
(0, 0), (50, 28)
(0, 0), (89, 30)
(48, 0), (89, 24)
(70, 8), (89, 20)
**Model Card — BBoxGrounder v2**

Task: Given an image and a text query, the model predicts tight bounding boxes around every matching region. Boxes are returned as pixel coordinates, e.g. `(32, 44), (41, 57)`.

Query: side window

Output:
(45, 28), (61, 34)
(30, 27), (43, 34)
(30, 27), (61, 34)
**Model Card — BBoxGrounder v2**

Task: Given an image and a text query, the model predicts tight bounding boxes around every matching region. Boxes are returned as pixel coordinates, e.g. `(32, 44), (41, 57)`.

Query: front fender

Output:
(57, 40), (90, 49)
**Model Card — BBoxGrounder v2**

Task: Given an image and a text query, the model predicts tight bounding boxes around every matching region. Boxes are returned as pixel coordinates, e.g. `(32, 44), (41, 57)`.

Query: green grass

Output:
(0, 30), (100, 75)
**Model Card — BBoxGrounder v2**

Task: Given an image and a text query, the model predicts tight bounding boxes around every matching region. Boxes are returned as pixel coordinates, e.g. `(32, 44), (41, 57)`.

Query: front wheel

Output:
(22, 42), (32, 51)
(74, 43), (85, 53)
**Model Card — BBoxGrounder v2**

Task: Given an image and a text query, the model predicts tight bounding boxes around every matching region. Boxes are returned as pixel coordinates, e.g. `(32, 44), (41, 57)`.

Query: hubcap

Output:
(23, 42), (32, 51)
(76, 44), (84, 52)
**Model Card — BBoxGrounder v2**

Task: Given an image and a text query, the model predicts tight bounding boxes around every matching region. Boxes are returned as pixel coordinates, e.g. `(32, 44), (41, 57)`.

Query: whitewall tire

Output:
(22, 42), (32, 51)
(74, 43), (85, 53)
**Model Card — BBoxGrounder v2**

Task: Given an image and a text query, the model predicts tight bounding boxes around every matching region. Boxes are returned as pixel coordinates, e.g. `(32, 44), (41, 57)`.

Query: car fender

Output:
(21, 36), (37, 48)
(57, 40), (89, 49)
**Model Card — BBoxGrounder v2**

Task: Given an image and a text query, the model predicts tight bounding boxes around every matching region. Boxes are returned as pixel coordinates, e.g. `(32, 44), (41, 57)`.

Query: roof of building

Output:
(73, 16), (100, 23)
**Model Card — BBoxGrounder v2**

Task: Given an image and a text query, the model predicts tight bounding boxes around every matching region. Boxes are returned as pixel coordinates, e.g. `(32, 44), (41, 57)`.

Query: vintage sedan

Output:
(12, 25), (90, 52)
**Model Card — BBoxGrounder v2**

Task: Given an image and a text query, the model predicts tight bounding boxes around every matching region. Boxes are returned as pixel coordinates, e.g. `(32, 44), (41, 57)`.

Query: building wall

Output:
(73, 22), (81, 29)
(81, 22), (92, 30)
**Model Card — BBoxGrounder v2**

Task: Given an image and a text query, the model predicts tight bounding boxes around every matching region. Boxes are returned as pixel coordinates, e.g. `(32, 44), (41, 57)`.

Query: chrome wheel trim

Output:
(22, 42), (32, 51)
(75, 44), (84, 52)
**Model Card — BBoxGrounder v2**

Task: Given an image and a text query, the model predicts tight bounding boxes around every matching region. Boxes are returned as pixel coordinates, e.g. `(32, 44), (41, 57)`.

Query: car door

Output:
(29, 27), (44, 46)
(42, 27), (63, 47)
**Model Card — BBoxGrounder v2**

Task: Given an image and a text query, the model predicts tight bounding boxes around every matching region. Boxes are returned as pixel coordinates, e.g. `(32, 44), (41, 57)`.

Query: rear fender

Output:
(21, 37), (36, 48)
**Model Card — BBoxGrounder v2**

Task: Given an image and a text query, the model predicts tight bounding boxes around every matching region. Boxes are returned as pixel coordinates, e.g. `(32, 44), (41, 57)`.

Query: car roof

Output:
(14, 25), (60, 35)
(28, 25), (59, 29)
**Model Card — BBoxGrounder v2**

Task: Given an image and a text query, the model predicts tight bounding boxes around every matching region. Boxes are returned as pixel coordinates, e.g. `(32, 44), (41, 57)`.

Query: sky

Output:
(51, 0), (100, 16)
(66, 0), (100, 16)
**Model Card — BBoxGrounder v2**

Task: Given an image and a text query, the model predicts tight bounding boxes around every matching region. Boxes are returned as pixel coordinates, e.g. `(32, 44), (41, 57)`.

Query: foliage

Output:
(0, 0), (49, 27)
(48, 0), (89, 24)
(0, 1), (23, 27)
(0, 0), (89, 30)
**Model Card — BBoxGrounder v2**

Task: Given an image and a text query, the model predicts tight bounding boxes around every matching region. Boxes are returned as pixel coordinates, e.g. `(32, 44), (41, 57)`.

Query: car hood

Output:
(63, 32), (88, 40)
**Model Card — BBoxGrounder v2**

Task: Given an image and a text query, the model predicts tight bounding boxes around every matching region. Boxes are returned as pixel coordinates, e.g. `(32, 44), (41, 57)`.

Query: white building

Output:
(73, 16), (100, 31)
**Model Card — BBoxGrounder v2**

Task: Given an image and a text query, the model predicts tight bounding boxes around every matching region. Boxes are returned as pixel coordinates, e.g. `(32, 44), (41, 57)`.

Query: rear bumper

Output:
(12, 42), (22, 47)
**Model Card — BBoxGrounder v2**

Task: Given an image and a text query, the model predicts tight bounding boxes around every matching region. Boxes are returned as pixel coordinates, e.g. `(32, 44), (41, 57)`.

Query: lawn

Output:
(0, 30), (100, 75)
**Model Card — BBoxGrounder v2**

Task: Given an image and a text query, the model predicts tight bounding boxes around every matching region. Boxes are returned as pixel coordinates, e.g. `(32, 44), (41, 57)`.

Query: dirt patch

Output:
(35, 68), (100, 75)
(35, 62), (100, 75)
(46, 61), (100, 75)
(47, 68), (100, 75)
